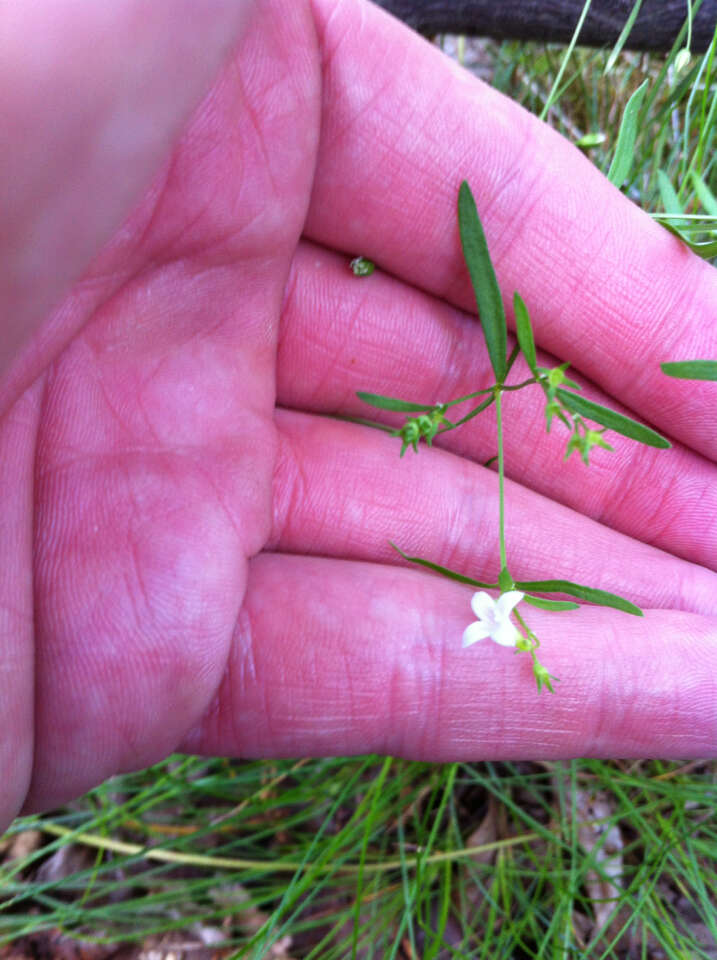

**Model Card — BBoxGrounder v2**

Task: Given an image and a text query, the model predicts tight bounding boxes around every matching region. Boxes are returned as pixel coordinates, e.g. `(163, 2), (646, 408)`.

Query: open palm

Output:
(2, 0), (716, 830)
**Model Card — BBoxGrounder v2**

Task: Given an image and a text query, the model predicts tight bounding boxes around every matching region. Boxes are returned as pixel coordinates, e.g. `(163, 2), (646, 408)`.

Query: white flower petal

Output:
(462, 621), (492, 647)
(470, 591), (496, 622)
(492, 619), (520, 647)
(496, 591), (524, 618)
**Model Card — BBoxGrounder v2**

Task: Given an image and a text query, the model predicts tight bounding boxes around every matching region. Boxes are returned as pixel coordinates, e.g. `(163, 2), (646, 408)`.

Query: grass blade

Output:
(458, 181), (507, 383)
(515, 579), (643, 616)
(661, 360), (717, 380)
(690, 171), (717, 215)
(557, 389), (671, 448)
(657, 170), (689, 229)
(604, 0), (645, 75)
(607, 79), (649, 187)
(389, 542), (495, 589)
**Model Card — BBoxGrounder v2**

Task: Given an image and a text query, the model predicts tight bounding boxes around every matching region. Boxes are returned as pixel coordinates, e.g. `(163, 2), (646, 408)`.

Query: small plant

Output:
(358, 181), (673, 693)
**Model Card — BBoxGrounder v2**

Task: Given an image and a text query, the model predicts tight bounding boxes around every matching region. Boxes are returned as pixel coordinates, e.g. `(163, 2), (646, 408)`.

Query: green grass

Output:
(473, 11), (717, 256)
(3, 757), (717, 956)
(3, 12), (717, 959)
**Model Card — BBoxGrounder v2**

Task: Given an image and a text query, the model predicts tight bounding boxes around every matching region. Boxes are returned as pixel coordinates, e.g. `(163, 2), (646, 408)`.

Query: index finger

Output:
(305, 0), (717, 459)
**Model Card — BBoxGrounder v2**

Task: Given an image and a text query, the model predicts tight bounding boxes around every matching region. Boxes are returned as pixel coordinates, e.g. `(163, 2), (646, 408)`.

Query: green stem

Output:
(686, 0), (693, 50)
(437, 394), (495, 433)
(495, 388), (507, 572)
(505, 342), (521, 378)
(514, 609), (538, 651)
(500, 377), (539, 392)
(443, 387), (494, 407)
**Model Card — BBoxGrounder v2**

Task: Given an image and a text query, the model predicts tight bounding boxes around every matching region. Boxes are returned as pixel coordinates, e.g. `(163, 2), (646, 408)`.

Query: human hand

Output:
(1, 0), (715, 832)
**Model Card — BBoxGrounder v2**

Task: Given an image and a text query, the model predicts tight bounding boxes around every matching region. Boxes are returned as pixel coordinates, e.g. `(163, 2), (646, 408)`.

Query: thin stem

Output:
(443, 387), (494, 407)
(495, 388), (507, 571)
(686, 0), (693, 51)
(539, 0), (593, 122)
(331, 413), (396, 433)
(505, 342), (521, 379)
(514, 609), (538, 651)
(437, 394), (495, 432)
(500, 377), (539, 392)
(38, 820), (542, 876)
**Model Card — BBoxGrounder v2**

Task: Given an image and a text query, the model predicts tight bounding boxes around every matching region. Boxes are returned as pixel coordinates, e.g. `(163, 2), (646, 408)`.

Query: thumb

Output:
(0, 0), (253, 412)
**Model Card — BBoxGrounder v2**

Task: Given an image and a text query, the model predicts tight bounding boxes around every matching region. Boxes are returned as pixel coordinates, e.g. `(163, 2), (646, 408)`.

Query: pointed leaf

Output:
(691, 171), (717, 216)
(656, 217), (717, 259)
(357, 392), (434, 413)
(513, 292), (538, 374)
(604, 0), (645, 75)
(607, 79), (648, 187)
(332, 413), (397, 434)
(458, 181), (507, 382)
(657, 170), (688, 229)
(661, 360), (717, 381)
(556, 389), (671, 448)
(390, 542), (495, 589)
(515, 579), (643, 616)
(523, 595), (580, 612)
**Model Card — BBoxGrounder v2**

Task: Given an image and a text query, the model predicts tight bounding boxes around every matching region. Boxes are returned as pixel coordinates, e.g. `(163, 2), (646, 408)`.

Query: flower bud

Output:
(547, 367), (566, 388)
(397, 418), (421, 456)
(533, 660), (558, 694)
(674, 48), (691, 75)
(350, 256), (375, 277)
(545, 398), (562, 432)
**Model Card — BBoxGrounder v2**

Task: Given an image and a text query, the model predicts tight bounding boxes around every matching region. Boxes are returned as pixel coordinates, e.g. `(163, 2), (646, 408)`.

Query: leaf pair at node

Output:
(390, 544), (643, 617)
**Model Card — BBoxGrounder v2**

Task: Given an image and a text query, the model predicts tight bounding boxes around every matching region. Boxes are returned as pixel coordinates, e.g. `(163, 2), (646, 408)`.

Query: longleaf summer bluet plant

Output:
(357, 181), (674, 694)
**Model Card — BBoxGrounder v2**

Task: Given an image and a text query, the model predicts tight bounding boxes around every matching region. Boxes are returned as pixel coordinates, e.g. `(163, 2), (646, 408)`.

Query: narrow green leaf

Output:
(458, 181), (507, 382)
(604, 0), (645, 75)
(691, 171), (717, 216)
(357, 392), (434, 413)
(331, 413), (397, 434)
(557, 389), (671, 449)
(523, 595), (580, 612)
(390, 542), (495, 589)
(679, 236), (717, 258)
(513, 292), (538, 374)
(607, 79), (649, 187)
(657, 171), (688, 229)
(449, 394), (495, 429)
(515, 579), (643, 616)
(661, 360), (717, 381)
(656, 217), (717, 259)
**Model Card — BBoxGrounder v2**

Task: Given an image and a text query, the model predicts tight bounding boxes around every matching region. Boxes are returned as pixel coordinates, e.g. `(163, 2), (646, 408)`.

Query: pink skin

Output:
(0, 0), (715, 831)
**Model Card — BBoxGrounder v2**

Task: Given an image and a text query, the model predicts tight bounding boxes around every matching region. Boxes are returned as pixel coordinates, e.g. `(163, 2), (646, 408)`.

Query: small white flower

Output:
(462, 590), (524, 648)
